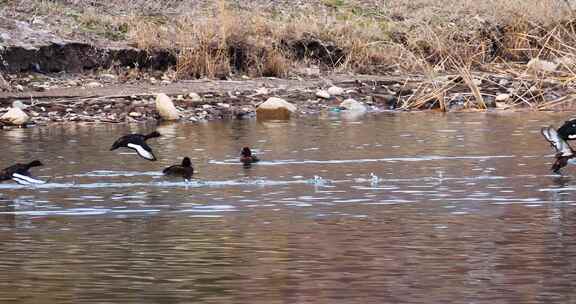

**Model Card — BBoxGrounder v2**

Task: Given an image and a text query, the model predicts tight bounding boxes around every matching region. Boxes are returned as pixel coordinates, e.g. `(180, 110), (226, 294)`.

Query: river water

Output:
(0, 112), (575, 303)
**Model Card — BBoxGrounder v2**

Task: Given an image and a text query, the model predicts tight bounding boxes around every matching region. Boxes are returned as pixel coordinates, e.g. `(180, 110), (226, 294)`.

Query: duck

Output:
(557, 118), (576, 140)
(163, 157), (194, 181)
(240, 147), (259, 165)
(541, 126), (575, 173)
(110, 131), (161, 161)
(0, 160), (45, 184)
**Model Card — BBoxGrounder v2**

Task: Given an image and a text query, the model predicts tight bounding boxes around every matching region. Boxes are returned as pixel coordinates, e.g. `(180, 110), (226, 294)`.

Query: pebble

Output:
(316, 90), (331, 99)
(495, 94), (511, 102)
(327, 86), (345, 96)
(339, 98), (367, 112)
(255, 87), (269, 95)
(0, 74), (9, 90)
(189, 92), (202, 102)
(100, 74), (117, 81)
(85, 81), (103, 89)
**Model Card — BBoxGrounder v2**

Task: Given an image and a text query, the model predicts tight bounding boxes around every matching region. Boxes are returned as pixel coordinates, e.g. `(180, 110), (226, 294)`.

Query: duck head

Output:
(182, 157), (192, 167)
(558, 119), (576, 140)
(241, 147), (252, 157)
(145, 131), (161, 140)
(28, 160), (43, 167)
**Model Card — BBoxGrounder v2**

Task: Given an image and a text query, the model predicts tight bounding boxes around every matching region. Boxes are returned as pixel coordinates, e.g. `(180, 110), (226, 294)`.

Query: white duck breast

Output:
(542, 127), (574, 157)
(127, 143), (155, 160)
(11, 173), (46, 185)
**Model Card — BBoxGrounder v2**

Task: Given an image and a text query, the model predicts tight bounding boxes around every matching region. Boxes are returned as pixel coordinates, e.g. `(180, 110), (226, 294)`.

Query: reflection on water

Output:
(1, 112), (576, 303)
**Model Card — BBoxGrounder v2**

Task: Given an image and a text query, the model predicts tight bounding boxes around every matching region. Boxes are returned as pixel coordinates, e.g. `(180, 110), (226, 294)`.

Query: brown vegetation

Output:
(3, 0), (576, 111)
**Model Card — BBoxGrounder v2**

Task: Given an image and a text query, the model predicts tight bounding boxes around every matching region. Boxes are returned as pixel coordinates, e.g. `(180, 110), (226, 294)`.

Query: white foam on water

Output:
(209, 155), (516, 166)
(0, 208), (112, 216)
(73, 170), (163, 177)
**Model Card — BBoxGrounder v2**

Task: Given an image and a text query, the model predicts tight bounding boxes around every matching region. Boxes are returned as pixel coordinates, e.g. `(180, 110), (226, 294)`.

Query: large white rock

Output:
(1, 107), (29, 125)
(256, 97), (297, 120)
(155, 93), (180, 120)
(327, 86), (345, 96)
(339, 98), (367, 112)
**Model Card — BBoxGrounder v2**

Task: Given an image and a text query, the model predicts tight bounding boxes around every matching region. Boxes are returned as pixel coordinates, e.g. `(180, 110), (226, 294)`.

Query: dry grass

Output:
(4, 0), (576, 110)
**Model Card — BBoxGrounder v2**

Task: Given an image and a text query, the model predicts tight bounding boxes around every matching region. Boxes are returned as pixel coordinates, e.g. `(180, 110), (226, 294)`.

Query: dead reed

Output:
(5, 0), (576, 110)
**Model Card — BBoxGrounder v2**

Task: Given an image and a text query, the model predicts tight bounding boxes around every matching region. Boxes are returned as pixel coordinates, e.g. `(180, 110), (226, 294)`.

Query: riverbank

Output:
(1, 68), (575, 126)
(1, 0), (576, 126)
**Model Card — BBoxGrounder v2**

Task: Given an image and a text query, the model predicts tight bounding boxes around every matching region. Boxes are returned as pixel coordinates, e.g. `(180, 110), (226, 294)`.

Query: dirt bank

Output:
(1, 0), (576, 128)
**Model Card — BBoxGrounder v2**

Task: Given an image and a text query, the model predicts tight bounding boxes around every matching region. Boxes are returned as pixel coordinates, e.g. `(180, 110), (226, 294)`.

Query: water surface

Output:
(1, 112), (575, 303)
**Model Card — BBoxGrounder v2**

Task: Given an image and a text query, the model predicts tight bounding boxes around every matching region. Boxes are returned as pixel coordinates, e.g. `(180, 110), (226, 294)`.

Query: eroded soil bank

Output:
(2, 0), (576, 127)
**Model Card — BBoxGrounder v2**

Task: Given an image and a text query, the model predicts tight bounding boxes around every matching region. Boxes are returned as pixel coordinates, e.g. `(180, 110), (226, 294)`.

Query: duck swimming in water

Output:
(541, 126), (575, 173)
(0, 160), (45, 184)
(163, 157), (194, 181)
(240, 147), (259, 166)
(110, 131), (161, 161)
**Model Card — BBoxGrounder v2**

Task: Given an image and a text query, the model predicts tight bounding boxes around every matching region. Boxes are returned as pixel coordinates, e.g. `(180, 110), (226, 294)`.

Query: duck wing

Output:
(0, 163), (26, 178)
(162, 165), (179, 175)
(11, 172), (46, 185)
(163, 166), (193, 180)
(0, 163), (46, 184)
(110, 135), (130, 150)
(127, 142), (157, 161)
(542, 127), (574, 157)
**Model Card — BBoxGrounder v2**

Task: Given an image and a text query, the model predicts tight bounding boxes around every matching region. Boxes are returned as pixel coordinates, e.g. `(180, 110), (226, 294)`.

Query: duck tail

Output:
(552, 156), (569, 173)
(145, 131), (161, 140)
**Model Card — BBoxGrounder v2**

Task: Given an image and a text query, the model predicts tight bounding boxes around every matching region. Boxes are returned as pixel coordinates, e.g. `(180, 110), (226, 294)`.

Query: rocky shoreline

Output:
(1, 66), (575, 128)
(0, 74), (395, 126)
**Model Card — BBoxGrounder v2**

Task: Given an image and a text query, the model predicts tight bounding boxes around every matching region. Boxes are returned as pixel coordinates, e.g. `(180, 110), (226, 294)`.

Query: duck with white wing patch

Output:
(110, 131), (161, 161)
(0, 160), (46, 185)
